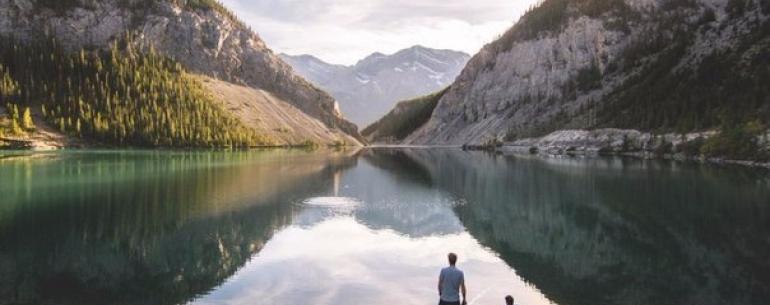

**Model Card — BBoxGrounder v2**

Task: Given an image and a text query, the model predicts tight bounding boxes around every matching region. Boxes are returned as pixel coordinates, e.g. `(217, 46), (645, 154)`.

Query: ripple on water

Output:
(302, 196), (361, 208)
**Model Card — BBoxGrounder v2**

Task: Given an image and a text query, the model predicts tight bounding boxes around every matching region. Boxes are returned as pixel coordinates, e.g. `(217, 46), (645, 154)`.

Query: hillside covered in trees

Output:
(0, 36), (271, 148)
(0, 0), (363, 148)
(362, 89), (447, 144)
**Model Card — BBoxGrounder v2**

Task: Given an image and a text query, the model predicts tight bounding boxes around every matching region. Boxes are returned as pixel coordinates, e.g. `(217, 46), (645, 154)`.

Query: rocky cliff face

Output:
(0, 0), (362, 144)
(404, 0), (770, 145)
(281, 46), (469, 126)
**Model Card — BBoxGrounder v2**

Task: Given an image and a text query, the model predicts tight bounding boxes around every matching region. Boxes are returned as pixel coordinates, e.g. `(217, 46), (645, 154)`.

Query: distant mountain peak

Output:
(368, 51), (388, 57)
(283, 46), (470, 127)
(356, 52), (388, 67)
(404, 45), (445, 53)
(280, 53), (320, 61)
(402, 45), (434, 54)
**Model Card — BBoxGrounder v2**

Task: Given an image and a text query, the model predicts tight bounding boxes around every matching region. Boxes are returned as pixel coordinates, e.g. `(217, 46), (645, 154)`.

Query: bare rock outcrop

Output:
(403, 0), (769, 146)
(506, 128), (717, 155)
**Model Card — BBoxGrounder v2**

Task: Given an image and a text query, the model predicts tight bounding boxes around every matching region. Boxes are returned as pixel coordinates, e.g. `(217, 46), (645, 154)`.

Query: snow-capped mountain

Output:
(281, 46), (470, 127)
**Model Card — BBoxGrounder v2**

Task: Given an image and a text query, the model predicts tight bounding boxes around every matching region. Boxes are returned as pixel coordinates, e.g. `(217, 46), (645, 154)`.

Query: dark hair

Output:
(448, 253), (458, 265)
(505, 295), (514, 305)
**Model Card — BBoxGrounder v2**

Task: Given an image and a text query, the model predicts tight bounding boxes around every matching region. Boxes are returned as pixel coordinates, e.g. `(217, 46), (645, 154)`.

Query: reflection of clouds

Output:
(354, 197), (465, 237)
(191, 217), (554, 305)
(290, 161), (466, 236)
(341, 161), (466, 237)
(292, 201), (357, 227)
(303, 196), (361, 208)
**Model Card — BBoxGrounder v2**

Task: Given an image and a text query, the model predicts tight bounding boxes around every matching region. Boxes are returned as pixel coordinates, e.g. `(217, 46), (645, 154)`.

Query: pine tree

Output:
(10, 117), (23, 136)
(0, 33), (274, 147)
(22, 107), (34, 130)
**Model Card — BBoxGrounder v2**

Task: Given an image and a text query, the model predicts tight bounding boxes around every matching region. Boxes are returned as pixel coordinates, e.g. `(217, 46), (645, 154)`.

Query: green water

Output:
(1, 149), (769, 305)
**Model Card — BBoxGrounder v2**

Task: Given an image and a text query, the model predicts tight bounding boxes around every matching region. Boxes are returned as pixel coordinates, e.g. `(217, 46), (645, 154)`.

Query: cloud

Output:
(220, 0), (538, 65)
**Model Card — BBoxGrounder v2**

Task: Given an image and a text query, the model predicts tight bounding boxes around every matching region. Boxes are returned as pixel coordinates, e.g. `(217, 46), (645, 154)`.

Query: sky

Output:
(219, 0), (539, 65)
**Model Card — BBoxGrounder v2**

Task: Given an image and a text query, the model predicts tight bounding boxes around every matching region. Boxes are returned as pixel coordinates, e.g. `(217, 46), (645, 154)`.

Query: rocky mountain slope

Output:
(397, 0), (769, 147)
(199, 76), (361, 145)
(362, 88), (447, 144)
(281, 46), (469, 126)
(0, 0), (362, 146)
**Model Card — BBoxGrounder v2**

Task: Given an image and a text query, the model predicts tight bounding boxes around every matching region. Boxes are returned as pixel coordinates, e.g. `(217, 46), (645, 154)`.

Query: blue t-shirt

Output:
(439, 266), (464, 302)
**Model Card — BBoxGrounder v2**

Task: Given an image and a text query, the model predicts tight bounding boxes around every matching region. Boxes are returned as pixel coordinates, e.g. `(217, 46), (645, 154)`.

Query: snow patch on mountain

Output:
(281, 46), (470, 127)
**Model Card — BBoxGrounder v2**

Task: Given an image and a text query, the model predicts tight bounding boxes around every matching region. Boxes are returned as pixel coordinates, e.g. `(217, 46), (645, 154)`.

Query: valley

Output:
(281, 46), (469, 127)
(2, 0), (766, 161)
(1, 1), (770, 305)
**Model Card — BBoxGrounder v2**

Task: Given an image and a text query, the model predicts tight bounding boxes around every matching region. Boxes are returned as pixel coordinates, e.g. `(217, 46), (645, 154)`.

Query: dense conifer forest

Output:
(362, 89), (447, 143)
(0, 34), (273, 147)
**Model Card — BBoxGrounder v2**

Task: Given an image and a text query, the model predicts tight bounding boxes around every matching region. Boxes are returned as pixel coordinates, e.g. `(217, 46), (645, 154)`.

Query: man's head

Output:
(447, 253), (458, 266)
(505, 295), (514, 305)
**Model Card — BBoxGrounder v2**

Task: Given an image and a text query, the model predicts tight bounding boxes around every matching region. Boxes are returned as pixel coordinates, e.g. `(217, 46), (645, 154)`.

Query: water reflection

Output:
(0, 149), (769, 305)
(0, 150), (358, 305)
(393, 149), (770, 305)
(192, 216), (544, 305)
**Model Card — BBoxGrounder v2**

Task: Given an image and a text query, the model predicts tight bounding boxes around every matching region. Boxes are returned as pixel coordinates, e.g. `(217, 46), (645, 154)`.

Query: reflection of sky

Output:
(190, 159), (554, 305)
(291, 160), (466, 237)
(342, 161), (466, 237)
(190, 217), (554, 305)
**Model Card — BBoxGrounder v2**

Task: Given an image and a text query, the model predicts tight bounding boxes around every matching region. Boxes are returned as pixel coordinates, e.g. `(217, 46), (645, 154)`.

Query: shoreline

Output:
(4, 142), (769, 171)
(498, 144), (770, 170)
(364, 143), (770, 170)
(0, 141), (363, 151)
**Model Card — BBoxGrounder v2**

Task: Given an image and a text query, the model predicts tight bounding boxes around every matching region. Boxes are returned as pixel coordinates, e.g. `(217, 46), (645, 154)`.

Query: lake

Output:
(1, 149), (769, 305)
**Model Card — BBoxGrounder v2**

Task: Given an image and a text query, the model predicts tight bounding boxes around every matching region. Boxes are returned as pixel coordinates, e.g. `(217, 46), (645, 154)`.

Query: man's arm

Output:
(437, 273), (444, 296)
(461, 276), (467, 305)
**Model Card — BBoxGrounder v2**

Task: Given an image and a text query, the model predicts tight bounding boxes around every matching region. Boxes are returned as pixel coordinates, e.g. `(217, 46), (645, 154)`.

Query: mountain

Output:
(386, 0), (769, 151)
(0, 0), (362, 147)
(362, 89), (447, 144)
(280, 46), (469, 126)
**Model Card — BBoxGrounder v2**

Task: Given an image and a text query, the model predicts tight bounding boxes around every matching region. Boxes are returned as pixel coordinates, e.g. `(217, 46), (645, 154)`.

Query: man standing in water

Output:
(438, 253), (467, 305)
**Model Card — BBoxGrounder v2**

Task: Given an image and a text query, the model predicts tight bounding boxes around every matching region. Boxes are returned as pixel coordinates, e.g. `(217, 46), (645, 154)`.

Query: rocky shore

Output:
(500, 129), (770, 169)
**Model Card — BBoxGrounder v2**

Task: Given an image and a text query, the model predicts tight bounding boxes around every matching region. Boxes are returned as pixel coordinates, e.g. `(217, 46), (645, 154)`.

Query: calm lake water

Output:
(1, 149), (769, 305)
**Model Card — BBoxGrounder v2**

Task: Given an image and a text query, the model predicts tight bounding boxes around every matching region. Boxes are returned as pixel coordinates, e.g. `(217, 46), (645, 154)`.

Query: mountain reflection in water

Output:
(0, 149), (768, 305)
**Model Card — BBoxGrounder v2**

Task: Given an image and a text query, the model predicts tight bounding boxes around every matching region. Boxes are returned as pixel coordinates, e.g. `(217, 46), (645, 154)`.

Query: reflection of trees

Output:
(331, 149), (463, 237)
(381, 149), (770, 305)
(361, 149), (433, 187)
(0, 150), (356, 305)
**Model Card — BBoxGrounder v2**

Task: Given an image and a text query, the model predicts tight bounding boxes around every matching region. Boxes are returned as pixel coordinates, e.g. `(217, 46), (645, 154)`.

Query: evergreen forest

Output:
(0, 34), (272, 148)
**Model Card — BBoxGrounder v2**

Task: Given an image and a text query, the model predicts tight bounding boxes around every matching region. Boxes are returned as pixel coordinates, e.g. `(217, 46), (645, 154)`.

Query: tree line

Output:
(0, 34), (273, 147)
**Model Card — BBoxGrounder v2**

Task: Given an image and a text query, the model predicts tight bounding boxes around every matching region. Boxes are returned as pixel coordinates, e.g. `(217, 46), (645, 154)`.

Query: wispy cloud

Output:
(220, 0), (537, 65)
